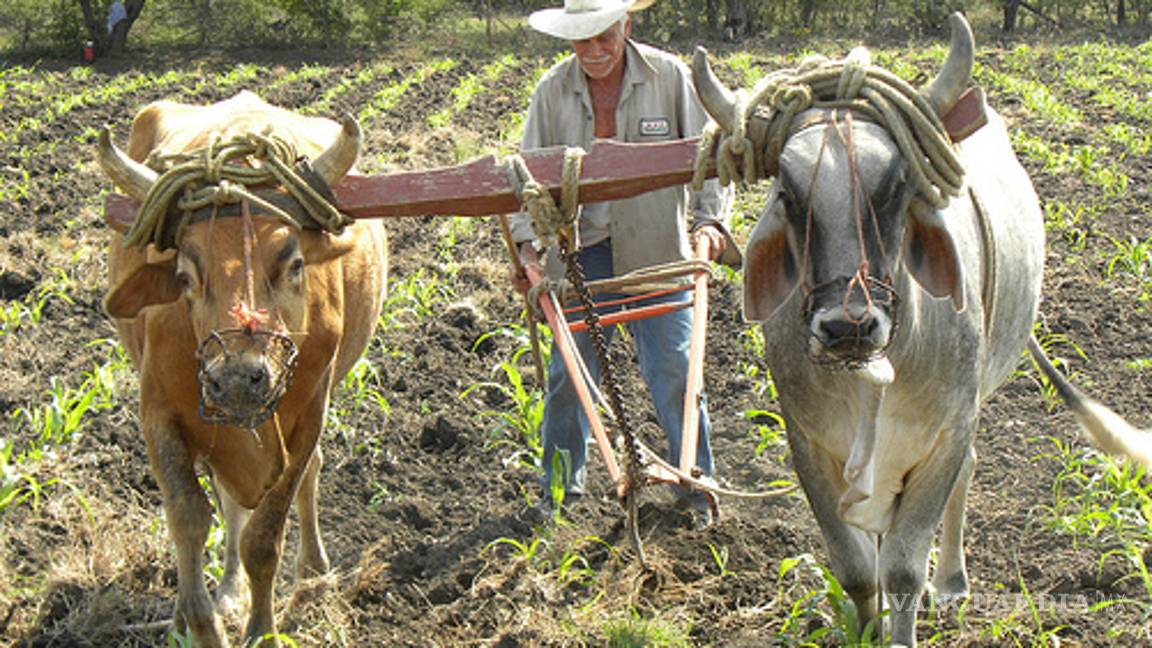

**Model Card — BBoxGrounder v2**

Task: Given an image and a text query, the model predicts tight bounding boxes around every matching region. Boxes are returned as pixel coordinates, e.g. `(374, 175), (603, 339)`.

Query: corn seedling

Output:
(0, 439), (57, 521)
(744, 408), (787, 458)
(12, 369), (115, 459)
(775, 552), (880, 645)
(1106, 235), (1152, 300)
(427, 54), (515, 129)
(381, 269), (454, 326)
(460, 359), (544, 467)
(357, 58), (458, 124)
(706, 542), (735, 578)
(1042, 199), (1089, 250)
(1034, 433), (1152, 546)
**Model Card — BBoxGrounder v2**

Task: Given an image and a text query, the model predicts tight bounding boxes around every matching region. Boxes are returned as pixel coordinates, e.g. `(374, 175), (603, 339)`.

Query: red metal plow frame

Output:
(522, 237), (717, 506)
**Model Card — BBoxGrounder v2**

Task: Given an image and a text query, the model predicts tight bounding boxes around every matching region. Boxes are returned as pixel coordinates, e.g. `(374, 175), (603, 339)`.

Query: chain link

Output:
(558, 238), (646, 495)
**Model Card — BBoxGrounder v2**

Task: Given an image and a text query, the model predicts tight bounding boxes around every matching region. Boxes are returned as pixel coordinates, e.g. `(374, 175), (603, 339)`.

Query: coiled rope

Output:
(692, 48), (964, 209)
(125, 128), (352, 250)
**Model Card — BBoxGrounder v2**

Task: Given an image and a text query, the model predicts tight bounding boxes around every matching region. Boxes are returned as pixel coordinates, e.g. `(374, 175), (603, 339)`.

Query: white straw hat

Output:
(528, 0), (655, 41)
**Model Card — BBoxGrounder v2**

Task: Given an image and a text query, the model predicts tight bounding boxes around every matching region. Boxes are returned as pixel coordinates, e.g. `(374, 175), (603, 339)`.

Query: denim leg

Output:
(631, 303), (714, 493)
(537, 242), (617, 498)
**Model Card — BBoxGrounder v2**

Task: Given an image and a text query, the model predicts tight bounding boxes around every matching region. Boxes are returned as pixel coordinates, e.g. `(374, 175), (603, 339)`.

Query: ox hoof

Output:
(927, 573), (970, 609)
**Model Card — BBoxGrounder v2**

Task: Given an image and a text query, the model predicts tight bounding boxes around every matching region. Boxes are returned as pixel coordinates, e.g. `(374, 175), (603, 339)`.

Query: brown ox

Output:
(96, 91), (387, 646)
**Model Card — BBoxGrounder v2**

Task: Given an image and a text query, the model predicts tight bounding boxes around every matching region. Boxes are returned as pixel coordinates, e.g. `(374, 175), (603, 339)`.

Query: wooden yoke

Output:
(104, 138), (715, 228)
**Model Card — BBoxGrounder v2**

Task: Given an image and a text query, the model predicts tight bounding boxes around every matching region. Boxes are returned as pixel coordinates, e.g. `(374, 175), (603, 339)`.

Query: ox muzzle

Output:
(803, 274), (899, 369)
(196, 327), (298, 428)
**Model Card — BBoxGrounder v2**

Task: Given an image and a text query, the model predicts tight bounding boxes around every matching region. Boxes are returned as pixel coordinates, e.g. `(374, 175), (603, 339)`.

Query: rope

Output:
(124, 128), (352, 250)
(526, 258), (715, 313)
(692, 47), (964, 209)
(505, 147), (585, 251)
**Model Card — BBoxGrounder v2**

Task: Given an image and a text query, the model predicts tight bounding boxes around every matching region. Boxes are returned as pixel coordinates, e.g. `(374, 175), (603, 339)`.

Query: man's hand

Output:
(693, 224), (728, 261)
(509, 241), (541, 296)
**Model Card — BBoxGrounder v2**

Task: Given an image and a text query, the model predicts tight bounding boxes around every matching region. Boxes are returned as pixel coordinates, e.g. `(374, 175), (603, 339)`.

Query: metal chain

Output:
(558, 235), (648, 564)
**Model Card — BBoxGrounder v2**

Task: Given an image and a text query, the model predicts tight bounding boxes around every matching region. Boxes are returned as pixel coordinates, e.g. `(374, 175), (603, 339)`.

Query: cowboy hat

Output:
(528, 0), (656, 41)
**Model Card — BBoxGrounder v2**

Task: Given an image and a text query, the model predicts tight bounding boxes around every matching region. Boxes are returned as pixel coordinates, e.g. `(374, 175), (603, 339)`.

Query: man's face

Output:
(571, 17), (631, 80)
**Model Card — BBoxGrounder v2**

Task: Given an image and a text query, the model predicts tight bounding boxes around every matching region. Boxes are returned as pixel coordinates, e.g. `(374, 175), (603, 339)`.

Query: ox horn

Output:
(692, 46), (738, 133)
(920, 12), (975, 117)
(312, 114), (361, 186)
(96, 126), (157, 202)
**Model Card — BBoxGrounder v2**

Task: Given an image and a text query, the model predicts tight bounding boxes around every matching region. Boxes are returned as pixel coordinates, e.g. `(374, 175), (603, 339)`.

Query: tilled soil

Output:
(1, 28), (1150, 647)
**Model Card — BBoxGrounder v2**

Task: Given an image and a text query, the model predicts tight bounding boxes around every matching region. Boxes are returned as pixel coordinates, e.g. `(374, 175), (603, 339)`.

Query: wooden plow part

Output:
(103, 137), (713, 228)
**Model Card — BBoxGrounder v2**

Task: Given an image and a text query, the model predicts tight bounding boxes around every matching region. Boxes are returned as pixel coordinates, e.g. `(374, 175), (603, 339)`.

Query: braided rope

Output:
(125, 128), (352, 249)
(505, 147), (585, 251)
(693, 48), (964, 208)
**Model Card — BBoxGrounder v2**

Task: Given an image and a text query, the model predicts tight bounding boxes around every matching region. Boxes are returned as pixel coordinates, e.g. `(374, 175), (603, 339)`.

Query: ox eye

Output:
(287, 258), (304, 280)
(176, 270), (193, 291)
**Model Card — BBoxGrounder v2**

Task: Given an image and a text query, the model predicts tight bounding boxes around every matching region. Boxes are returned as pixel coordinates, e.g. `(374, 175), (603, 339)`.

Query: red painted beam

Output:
(103, 137), (716, 228)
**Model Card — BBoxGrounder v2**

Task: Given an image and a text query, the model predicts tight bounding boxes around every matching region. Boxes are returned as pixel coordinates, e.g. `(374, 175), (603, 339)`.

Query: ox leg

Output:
(932, 443), (975, 606)
(788, 426), (880, 632)
(148, 423), (229, 647)
(880, 425), (974, 647)
(214, 481), (251, 618)
(294, 446), (330, 580)
(240, 391), (329, 644)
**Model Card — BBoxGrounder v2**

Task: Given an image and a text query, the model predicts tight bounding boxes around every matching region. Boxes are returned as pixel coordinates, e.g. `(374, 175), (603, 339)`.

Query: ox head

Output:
(98, 117), (363, 426)
(694, 13), (973, 368)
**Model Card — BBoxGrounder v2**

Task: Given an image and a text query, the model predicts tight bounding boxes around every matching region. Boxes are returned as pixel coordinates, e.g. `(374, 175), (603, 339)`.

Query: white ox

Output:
(694, 12), (1148, 646)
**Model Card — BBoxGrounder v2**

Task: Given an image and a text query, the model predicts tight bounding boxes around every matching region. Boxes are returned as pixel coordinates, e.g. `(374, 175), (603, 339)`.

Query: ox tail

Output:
(1027, 335), (1152, 469)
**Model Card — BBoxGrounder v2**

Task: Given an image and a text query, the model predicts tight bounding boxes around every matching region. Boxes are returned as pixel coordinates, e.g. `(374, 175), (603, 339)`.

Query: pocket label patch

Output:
(639, 117), (671, 136)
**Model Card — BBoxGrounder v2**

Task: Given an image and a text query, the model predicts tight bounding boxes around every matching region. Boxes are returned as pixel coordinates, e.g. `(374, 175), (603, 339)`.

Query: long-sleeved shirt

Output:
(511, 40), (740, 277)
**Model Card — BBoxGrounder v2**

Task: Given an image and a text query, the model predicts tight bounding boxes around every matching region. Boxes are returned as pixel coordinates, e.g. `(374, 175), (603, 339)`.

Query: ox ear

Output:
(905, 198), (965, 312)
(743, 194), (799, 322)
(104, 260), (181, 319)
(300, 227), (359, 265)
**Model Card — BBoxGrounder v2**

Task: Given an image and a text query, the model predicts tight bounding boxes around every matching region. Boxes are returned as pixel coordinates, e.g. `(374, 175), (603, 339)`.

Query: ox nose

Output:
(811, 307), (892, 362)
(205, 361), (271, 402)
(818, 315), (881, 345)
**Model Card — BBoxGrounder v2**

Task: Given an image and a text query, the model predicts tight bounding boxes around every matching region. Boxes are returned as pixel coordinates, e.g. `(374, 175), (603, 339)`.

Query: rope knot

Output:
(213, 179), (243, 205)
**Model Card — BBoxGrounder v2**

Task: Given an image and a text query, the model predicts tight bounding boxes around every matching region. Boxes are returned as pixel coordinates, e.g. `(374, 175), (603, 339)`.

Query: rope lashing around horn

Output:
(691, 48), (965, 209)
(123, 128), (352, 250)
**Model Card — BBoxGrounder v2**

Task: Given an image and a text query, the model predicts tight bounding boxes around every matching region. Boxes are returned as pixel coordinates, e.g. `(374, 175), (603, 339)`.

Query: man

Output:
(510, 0), (739, 528)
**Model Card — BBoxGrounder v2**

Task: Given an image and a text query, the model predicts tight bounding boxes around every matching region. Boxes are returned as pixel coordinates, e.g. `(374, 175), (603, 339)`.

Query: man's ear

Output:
(743, 194), (799, 322)
(905, 197), (965, 312)
(104, 260), (181, 318)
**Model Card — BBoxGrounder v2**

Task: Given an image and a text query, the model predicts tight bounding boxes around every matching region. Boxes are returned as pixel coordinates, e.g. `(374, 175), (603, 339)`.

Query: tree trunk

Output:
(725, 0), (758, 40)
(1117, 0), (1127, 25)
(77, 0), (102, 50)
(108, 0), (145, 55)
(197, 0), (211, 49)
(1003, 0), (1020, 31)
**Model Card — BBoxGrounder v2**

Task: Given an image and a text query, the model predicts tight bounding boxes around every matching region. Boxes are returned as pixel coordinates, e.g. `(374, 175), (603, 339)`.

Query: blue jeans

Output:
(538, 240), (713, 504)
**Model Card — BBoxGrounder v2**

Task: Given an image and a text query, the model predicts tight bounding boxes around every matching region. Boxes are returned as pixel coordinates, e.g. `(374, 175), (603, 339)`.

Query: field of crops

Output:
(1, 20), (1151, 647)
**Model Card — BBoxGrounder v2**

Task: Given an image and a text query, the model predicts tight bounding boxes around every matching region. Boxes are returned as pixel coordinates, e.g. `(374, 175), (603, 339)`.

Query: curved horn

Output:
(921, 12), (975, 117)
(96, 125), (157, 202)
(313, 114), (361, 186)
(692, 46), (737, 133)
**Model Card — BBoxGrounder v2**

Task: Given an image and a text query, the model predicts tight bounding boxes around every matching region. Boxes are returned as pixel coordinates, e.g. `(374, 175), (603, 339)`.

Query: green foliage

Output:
(1034, 433), (1152, 546)
(775, 553), (880, 646)
(1106, 235), (1152, 301)
(462, 323), (551, 467)
(601, 609), (692, 647)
